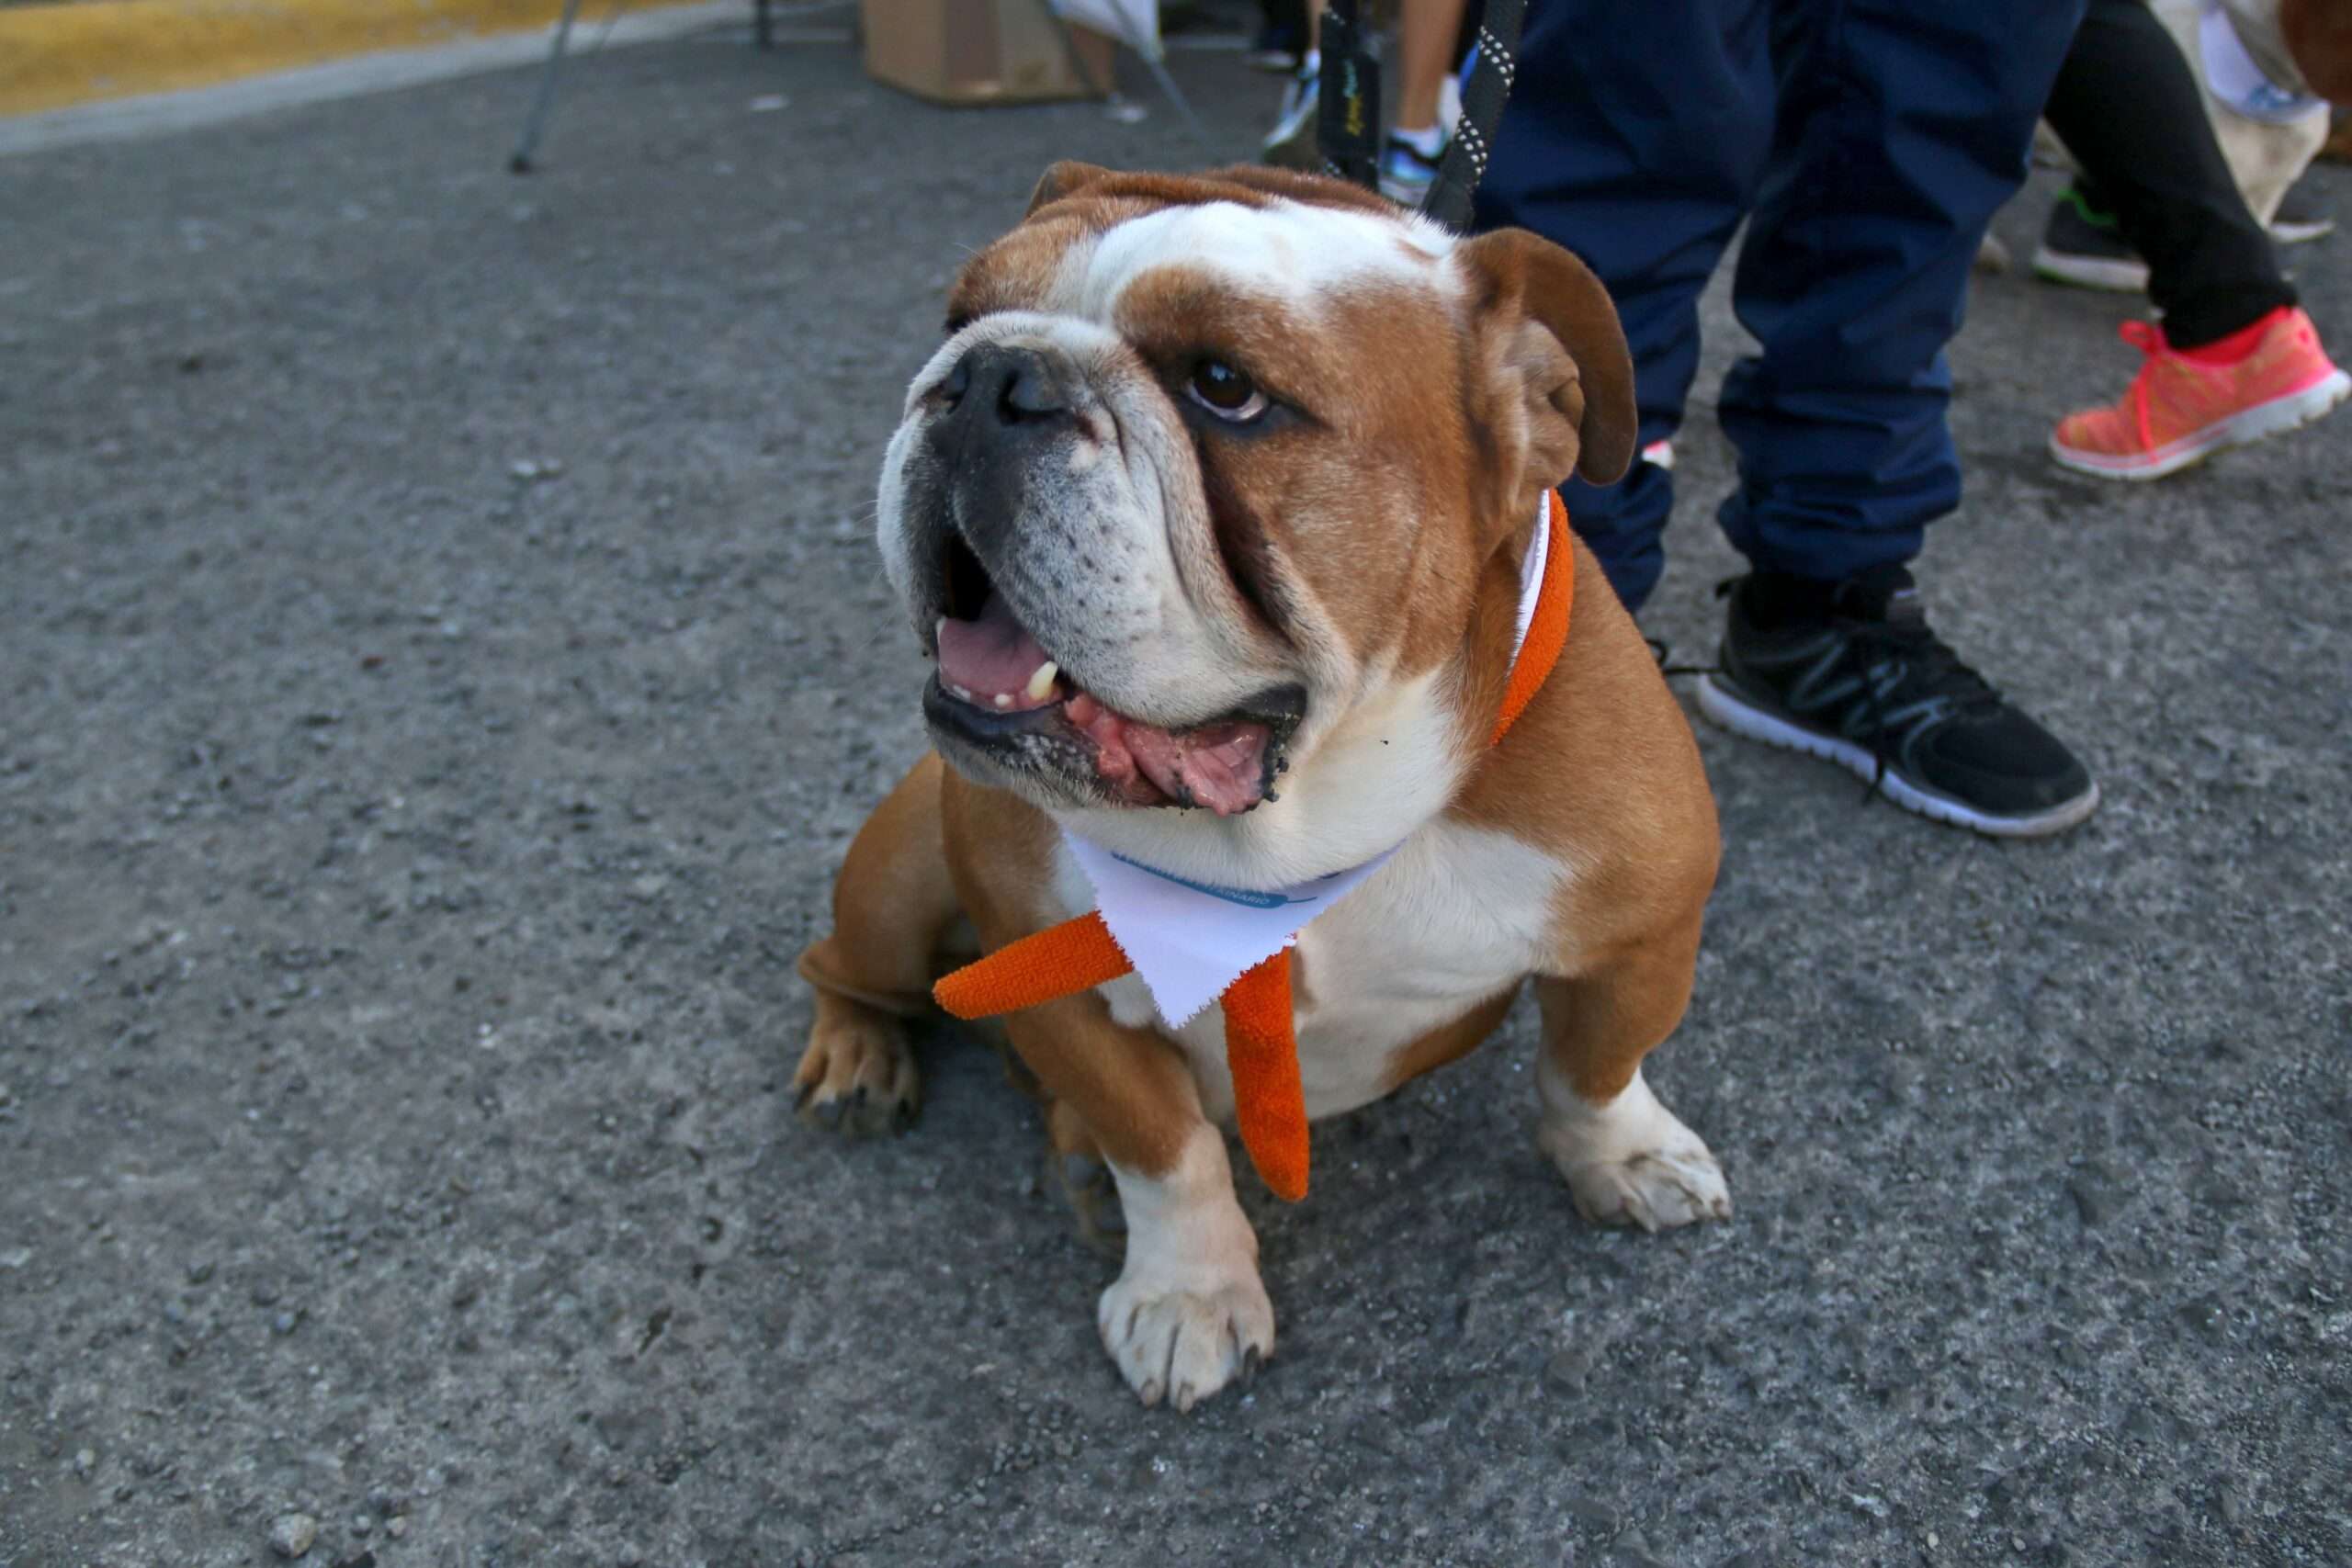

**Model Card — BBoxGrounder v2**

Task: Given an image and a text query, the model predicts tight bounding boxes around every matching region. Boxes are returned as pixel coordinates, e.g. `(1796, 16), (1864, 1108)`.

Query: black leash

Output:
(1313, 0), (1531, 231)
(1422, 0), (1528, 231)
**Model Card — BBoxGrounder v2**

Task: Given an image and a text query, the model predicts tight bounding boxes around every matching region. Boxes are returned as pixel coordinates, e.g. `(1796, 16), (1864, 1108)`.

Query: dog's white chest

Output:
(1073, 822), (1566, 1123)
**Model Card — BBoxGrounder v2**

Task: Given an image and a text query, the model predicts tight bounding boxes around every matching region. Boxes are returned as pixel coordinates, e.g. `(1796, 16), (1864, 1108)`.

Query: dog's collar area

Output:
(933, 492), (1575, 1202)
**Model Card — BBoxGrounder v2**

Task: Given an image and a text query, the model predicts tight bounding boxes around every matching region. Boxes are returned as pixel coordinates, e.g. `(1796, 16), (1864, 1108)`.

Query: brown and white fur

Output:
(794, 164), (1727, 1412)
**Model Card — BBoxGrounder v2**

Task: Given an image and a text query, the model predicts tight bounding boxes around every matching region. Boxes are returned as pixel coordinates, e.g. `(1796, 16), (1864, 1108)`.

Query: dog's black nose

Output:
(941, 344), (1072, 426)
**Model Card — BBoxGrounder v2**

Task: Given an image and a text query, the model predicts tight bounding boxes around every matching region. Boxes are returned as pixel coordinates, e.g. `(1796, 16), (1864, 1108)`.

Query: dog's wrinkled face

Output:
(877, 164), (1634, 858)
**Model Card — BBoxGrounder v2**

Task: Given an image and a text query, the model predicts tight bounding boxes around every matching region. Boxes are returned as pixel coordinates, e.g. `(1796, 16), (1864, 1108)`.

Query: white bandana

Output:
(1059, 496), (1555, 1028)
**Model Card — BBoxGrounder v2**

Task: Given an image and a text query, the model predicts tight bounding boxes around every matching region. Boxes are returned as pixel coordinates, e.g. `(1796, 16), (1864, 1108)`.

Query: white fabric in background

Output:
(1049, 0), (1162, 61)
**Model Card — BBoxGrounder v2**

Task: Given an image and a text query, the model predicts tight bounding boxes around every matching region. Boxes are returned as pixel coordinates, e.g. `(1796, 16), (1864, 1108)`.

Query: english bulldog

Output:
(793, 163), (1727, 1411)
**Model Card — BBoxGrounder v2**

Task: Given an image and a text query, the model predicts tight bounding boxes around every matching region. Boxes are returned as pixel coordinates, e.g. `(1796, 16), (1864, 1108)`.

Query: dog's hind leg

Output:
(1044, 1097), (1126, 1258)
(793, 754), (962, 1135)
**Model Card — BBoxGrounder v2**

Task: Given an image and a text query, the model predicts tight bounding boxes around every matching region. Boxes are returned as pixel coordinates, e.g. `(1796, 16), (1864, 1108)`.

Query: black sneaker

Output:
(1698, 568), (2100, 838)
(2032, 186), (2150, 293)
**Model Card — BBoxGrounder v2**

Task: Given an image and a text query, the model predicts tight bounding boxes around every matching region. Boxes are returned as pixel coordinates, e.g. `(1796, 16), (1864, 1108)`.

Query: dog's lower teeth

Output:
(1025, 660), (1058, 701)
(993, 693), (1013, 709)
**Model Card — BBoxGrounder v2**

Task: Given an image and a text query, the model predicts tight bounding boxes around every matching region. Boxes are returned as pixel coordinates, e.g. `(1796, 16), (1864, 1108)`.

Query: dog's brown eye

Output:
(1186, 360), (1266, 422)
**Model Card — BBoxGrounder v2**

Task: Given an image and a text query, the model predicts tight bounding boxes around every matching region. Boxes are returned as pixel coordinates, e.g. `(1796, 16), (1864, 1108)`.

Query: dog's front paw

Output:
(1096, 1267), (1273, 1412)
(791, 998), (920, 1136)
(1540, 1066), (1730, 1233)
(1089, 1126), (1273, 1410)
(1557, 1141), (1729, 1231)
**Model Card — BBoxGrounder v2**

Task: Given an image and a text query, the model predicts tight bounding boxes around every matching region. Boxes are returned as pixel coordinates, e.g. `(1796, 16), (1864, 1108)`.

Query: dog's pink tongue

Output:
(1067, 694), (1270, 816)
(935, 596), (1056, 711)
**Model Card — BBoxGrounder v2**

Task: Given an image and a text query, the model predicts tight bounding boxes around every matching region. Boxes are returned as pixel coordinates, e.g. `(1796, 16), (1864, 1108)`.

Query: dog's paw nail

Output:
(792, 1081), (815, 1111)
(813, 1098), (844, 1130)
(1137, 1378), (1164, 1407)
(850, 1086), (869, 1108)
(1174, 1382), (1197, 1413)
(893, 1102), (915, 1133)
(1241, 1346), (1261, 1382)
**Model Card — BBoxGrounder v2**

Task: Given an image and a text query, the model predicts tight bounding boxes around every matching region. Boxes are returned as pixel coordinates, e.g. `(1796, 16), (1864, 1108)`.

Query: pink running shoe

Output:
(2050, 307), (2350, 480)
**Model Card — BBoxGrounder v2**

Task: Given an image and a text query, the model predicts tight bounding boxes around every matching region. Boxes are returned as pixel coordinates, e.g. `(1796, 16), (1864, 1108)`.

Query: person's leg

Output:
(1261, 6), (1324, 166)
(1248, 0), (1311, 73)
(1396, 0), (1468, 132)
(1473, 0), (1775, 612)
(1715, 0), (2085, 582)
(2040, 0), (2348, 479)
(1378, 0), (1472, 202)
(1695, 0), (2101, 837)
(2049, 0), (2295, 344)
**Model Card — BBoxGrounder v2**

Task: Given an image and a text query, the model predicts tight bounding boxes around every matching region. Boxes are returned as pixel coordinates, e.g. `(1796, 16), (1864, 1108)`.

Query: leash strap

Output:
(1423, 0), (1529, 231)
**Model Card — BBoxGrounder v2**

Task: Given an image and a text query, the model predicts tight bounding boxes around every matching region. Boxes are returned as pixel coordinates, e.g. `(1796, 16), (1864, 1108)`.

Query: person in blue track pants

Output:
(1476, 0), (2101, 839)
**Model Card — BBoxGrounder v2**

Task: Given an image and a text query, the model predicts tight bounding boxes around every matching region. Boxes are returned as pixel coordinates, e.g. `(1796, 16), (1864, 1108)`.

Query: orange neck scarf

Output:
(934, 492), (1574, 1201)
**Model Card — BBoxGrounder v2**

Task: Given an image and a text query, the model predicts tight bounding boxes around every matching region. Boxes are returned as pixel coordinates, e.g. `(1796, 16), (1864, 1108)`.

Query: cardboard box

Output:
(860, 0), (1114, 106)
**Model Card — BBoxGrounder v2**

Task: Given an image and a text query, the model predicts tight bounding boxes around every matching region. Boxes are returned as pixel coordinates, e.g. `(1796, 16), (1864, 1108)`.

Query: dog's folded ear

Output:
(1026, 161), (1117, 218)
(1457, 229), (1638, 489)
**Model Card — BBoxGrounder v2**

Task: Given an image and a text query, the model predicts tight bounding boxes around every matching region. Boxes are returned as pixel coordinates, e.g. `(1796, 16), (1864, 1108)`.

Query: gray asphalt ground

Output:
(4, 17), (2349, 1568)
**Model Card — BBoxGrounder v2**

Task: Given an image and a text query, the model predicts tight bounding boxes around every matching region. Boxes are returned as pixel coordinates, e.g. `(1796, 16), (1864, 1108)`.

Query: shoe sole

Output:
(1377, 173), (1432, 205)
(2030, 245), (2150, 293)
(2270, 218), (2335, 244)
(1696, 676), (2102, 839)
(2048, 368), (2352, 481)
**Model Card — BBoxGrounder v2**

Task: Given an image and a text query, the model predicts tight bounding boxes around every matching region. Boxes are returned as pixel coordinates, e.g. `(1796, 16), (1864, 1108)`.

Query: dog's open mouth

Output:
(925, 572), (1295, 816)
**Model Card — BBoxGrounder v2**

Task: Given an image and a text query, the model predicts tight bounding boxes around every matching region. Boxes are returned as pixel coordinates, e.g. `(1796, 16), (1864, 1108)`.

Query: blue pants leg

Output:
(1474, 0), (1776, 612)
(1476, 0), (2086, 610)
(1717, 0), (2086, 580)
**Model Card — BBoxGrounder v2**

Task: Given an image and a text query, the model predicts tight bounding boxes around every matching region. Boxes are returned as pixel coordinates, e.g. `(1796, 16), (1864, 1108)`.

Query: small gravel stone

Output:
(2177, 1300), (2226, 1344)
(1565, 1494), (1620, 1532)
(1545, 1347), (1596, 1393)
(270, 1511), (319, 1559)
(1612, 1528), (1675, 1567)
(73, 1448), (96, 1478)
(2067, 1164), (2121, 1227)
